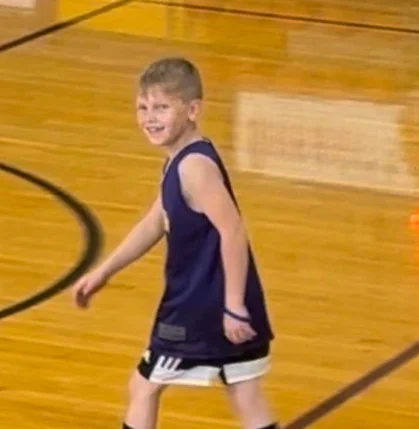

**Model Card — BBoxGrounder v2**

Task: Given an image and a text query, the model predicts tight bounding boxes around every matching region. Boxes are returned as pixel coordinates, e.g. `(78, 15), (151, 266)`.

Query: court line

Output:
(0, 0), (417, 55)
(284, 341), (419, 428)
(139, 0), (419, 36)
(0, 0), (136, 53)
(0, 162), (103, 319)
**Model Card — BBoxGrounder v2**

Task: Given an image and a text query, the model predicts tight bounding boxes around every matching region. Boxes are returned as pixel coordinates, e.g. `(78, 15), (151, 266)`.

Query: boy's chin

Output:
(145, 134), (168, 146)
(142, 130), (176, 148)
(149, 138), (172, 147)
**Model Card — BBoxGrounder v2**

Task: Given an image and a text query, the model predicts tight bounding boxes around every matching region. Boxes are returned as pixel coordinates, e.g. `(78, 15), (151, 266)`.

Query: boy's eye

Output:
(137, 103), (170, 112)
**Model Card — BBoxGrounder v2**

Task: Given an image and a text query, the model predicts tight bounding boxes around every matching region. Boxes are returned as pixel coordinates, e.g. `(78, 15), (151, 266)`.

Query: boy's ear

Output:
(187, 99), (202, 121)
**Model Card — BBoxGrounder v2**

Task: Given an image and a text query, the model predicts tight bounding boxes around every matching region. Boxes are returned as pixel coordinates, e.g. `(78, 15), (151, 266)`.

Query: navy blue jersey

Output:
(149, 139), (274, 359)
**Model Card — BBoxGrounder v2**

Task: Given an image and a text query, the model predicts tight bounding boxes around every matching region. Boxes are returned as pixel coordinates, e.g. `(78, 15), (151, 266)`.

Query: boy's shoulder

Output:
(178, 147), (225, 187)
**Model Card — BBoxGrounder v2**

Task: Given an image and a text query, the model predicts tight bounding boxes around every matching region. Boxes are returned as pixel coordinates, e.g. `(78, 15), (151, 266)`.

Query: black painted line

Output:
(2, 0), (415, 55)
(138, 0), (419, 36)
(0, 0), (135, 53)
(284, 341), (419, 429)
(0, 162), (103, 320)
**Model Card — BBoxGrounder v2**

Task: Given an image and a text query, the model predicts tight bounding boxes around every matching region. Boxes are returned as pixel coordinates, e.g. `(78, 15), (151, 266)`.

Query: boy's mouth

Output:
(146, 126), (165, 134)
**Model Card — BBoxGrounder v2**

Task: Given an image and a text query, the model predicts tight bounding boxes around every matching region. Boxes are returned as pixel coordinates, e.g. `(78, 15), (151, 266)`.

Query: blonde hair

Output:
(139, 57), (203, 101)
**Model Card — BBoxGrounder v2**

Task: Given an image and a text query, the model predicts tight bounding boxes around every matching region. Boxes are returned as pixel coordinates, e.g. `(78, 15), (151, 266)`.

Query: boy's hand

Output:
(72, 269), (108, 309)
(223, 304), (257, 344)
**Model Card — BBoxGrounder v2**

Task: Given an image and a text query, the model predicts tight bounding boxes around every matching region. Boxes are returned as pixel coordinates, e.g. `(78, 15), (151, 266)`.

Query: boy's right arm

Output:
(72, 195), (165, 308)
(99, 195), (165, 278)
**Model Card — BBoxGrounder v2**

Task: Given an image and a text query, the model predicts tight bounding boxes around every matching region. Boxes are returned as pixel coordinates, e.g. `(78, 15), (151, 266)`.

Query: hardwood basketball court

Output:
(1, 1), (418, 428)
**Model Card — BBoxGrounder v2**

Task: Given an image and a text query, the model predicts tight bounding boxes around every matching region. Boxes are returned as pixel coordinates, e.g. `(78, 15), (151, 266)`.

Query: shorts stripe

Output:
(138, 344), (271, 386)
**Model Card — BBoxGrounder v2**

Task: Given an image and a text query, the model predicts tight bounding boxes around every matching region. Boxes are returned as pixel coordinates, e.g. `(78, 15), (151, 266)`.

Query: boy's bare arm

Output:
(100, 195), (165, 278)
(72, 195), (165, 308)
(179, 154), (256, 344)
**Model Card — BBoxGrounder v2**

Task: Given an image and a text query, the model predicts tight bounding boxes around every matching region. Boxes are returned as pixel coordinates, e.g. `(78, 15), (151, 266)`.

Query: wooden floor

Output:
(1, 1), (419, 428)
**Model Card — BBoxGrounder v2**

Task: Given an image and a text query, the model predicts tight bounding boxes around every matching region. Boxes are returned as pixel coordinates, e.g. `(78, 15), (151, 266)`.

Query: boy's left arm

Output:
(179, 154), (256, 344)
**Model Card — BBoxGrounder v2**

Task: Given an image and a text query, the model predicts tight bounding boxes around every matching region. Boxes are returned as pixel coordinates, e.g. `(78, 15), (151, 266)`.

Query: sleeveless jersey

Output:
(149, 139), (274, 359)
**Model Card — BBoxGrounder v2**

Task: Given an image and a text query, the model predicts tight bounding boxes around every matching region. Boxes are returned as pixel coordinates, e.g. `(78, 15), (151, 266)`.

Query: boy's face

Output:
(136, 85), (200, 147)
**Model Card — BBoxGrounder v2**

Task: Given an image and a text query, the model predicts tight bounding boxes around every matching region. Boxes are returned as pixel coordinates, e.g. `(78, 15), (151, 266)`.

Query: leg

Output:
(123, 370), (166, 429)
(220, 344), (279, 429)
(122, 347), (218, 429)
(224, 376), (278, 429)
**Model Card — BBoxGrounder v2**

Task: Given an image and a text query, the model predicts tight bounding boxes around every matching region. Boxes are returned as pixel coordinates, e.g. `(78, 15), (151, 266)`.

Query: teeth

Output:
(148, 126), (163, 132)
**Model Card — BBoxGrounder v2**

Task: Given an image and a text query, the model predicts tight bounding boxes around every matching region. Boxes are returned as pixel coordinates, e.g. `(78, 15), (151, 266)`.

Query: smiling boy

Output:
(72, 57), (278, 429)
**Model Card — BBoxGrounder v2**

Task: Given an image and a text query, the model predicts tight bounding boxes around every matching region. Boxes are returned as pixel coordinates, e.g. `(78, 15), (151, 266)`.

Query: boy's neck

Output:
(165, 126), (203, 159)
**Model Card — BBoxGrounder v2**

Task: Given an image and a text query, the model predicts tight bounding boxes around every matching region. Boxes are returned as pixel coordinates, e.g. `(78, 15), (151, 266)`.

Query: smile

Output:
(146, 126), (165, 133)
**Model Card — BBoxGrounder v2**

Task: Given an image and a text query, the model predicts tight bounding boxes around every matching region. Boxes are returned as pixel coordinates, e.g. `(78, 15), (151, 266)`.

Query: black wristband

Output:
(224, 308), (251, 323)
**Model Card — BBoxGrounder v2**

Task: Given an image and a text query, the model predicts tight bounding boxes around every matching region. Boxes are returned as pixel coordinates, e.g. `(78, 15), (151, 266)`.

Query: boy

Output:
(72, 57), (278, 429)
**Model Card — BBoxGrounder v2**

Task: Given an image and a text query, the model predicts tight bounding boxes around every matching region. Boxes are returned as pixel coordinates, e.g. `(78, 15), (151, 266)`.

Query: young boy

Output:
(72, 57), (278, 429)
